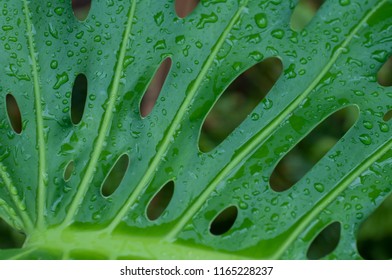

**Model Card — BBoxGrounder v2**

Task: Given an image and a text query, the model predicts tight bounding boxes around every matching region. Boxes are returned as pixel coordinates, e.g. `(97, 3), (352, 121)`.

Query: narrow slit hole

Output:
(307, 221), (341, 259)
(101, 154), (129, 197)
(71, 0), (91, 21)
(378, 57), (392, 87)
(290, 0), (325, 32)
(6, 93), (22, 134)
(210, 205), (238, 236)
(175, 0), (200, 18)
(270, 105), (359, 192)
(199, 57), (283, 153)
(63, 160), (75, 182)
(383, 110), (392, 121)
(71, 73), (88, 125)
(146, 181), (175, 221)
(140, 58), (172, 118)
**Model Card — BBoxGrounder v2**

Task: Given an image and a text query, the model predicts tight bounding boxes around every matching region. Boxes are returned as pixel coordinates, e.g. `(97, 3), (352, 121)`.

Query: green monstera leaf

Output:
(0, 0), (391, 259)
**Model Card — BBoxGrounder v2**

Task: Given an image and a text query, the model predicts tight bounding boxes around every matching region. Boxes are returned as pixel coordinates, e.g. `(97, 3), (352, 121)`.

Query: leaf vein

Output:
(0, 162), (33, 232)
(23, 0), (46, 229)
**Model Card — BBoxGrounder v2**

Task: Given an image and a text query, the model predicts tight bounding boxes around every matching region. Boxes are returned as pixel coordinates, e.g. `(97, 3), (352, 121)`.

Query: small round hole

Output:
(175, 0), (199, 18)
(72, 0), (91, 21)
(146, 181), (175, 221)
(209, 205), (238, 236)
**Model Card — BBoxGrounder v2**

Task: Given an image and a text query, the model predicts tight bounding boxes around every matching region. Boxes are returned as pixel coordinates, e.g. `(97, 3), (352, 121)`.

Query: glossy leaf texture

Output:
(0, 0), (391, 259)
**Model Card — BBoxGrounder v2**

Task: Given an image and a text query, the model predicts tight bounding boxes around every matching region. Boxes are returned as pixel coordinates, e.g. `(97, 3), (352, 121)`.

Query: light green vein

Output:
(23, 0), (47, 229)
(105, 1), (250, 232)
(165, 0), (387, 241)
(0, 162), (33, 232)
(271, 138), (392, 259)
(61, 0), (138, 226)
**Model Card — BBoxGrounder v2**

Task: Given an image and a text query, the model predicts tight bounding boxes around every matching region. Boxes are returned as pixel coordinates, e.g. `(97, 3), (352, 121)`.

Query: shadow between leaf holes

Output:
(210, 205), (238, 236)
(357, 193), (392, 260)
(199, 57), (283, 153)
(307, 222), (341, 260)
(146, 181), (175, 221)
(0, 218), (25, 249)
(71, 0), (91, 21)
(270, 105), (359, 192)
(101, 154), (130, 197)
(71, 73), (88, 125)
(378, 56), (392, 87)
(6, 93), (22, 134)
(290, 0), (325, 32)
(140, 58), (172, 118)
(175, 0), (200, 18)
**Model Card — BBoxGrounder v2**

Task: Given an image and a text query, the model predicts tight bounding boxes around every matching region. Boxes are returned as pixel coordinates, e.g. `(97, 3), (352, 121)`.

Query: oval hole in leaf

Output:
(146, 181), (175, 221)
(140, 58), (172, 117)
(199, 57), (283, 152)
(357, 194), (392, 259)
(0, 218), (25, 249)
(101, 154), (129, 197)
(307, 221), (341, 259)
(210, 205), (238, 236)
(378, 56), (392, 87)
(290, 0), (325, 32)
(71, 0), (91, 21)
(270, 105), (359, 192)
(63, 160), (74, 182)
(175, 0), (199, 18)
(71, 73), (88, 125)
(383, 109), (392, 121)
(6, 93), (22, 134)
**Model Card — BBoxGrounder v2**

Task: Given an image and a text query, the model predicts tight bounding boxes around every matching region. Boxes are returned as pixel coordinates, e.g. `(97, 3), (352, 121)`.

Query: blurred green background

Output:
(1, 0), (391, 260)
